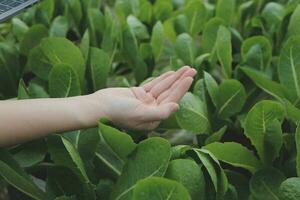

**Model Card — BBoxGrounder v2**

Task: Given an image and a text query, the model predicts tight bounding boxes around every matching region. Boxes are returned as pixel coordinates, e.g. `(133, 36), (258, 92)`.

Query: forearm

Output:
(0, 94), (104, 147)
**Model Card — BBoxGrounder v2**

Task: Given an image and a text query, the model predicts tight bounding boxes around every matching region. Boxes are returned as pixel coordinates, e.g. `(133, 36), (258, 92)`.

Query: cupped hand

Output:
(94, 66), (197, 130)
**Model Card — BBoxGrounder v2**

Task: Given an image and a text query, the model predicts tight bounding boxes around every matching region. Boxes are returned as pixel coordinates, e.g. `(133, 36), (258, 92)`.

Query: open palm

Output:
(96, 66), (197, 130)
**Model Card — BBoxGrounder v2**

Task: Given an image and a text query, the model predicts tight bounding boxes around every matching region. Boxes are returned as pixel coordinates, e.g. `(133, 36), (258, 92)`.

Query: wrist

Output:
(75, 92), (108, 128)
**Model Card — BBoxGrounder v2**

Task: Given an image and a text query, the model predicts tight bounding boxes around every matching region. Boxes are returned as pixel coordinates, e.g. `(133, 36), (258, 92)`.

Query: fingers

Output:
(157, 68), (197, 104)
(149, 66), (191, 98)
(160, 77), (194, 104)
(131, 87), (155, 104)
(142, 71), (175, 92)
(135, 121), (161, 131)
(141, 103), (179, 121)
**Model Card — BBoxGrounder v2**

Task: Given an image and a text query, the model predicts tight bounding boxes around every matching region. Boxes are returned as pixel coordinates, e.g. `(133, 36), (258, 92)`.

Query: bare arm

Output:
(0, 66), (196, 147)
(0, 95), (103, 146)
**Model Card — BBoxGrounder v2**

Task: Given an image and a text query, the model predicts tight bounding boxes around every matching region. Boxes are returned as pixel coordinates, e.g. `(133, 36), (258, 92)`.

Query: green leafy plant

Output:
(1, 0), (300, 199)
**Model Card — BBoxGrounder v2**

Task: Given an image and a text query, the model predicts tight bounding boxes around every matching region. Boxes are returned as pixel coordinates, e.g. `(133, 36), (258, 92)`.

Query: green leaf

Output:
(204, 71), (219, 107)
(49, 16), (69, 37)
(226, 170), (250, 200)
(80, 0), (101, 12)
(127, 15), (149, 40)
(0, 42), (20, 97)
(287, 5), (300, 38)
(87, 8), (105, 45)
(111, 137), (171, 200)
(261, 2), (284, 32)
(77, 128), (100, 161)
(250, 168), (285, 200)
(204, 142), (262, 173)
(41, 37), (85, 80)
(101, 9), (119, 56)
(122, 27), (139, 62)
(95, 140), (124, 177)
(175, 33), (196, 66)
(133, 177), (191, 200)
(195, 53), (210, 69)
(216, 26), (232, 78)
(150, 21), (164, 61)
(241, 67), (289, 101)
(115, 0), (137, 20)
(165, 159), (205, 200)
(153, 1), (173, 22)
(202, 18), (224, 53)
(176, 92), (209, 133)
(62, 130), (81, 148)
(244, 100), (284, 165)
(122, 28), (147, 83)
(47, 166), (93, 200)
(216, 0), (235, 25)
(47, 135), (96, 197)
(224, 184), (238, 200)
(28, 37), (85, 83)
(99, 121), (136, 160)
(18, 79), (30, 100)
(0, 149), (50, 200)
(216, 80), (246, 119)
(296, 123), (300, 177)
(278, 36), (300, 98)
(264, 120), (284, 164)
(26, 46), (51, 80)
(139, 43), (152, 63)
(250, 17), (264, 32)
(193, 78), (206, 102)
(61, 132), (81, 148)
(279, 177), (300, 200)
(170, 145), (190, 160)
(241, 36), (272, 69)
(174, 14), (189, 34)
(79, 29), (90, 61)
(54, 196), (76, 200)
(65, 0), (83, 26)
(133, 57), (148, 84)
(138, 0), (152, 23)
(47, 135), (90, 182)
(96, 179), (114, 200)
(244, 44), (264, 70)
(35, 0), (55, 26)
(284, 100), (300, 124)
(187, 149), (228, 198)
(13, 139), (47, 168)
(205, 126), (227, 145)
(158, 113), (180, 130)
(162, 19), (177, 42)
(185, 0), (206, 37)
(11, 18), (29, 41)
(27, 80), (49, 98)
(49, 63), (81, 98)
(88, 48), (111, 91)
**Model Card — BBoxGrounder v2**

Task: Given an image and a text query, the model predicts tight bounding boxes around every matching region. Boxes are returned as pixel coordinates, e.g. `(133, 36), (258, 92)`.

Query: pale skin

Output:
(0, 66), (197, 147)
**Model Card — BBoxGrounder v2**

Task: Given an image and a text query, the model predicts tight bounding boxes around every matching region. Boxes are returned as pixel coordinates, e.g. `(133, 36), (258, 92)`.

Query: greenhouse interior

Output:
(0, 0), (300, 199)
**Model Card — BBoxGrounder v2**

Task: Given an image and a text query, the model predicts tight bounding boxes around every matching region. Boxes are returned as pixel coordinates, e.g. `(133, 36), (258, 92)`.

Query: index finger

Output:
(142, 71), (175, 92)
(160, 77), (194, 104)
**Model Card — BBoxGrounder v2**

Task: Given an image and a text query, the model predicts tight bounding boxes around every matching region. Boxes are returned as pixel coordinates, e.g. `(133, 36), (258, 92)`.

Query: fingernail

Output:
(181, 66), (190, 71)
(172, 104), (179, 112)
(190, 68), (197, 73)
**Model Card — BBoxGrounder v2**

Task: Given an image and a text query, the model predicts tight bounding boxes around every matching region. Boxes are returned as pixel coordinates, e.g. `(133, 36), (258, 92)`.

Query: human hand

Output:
(93, 66), (197, 130)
